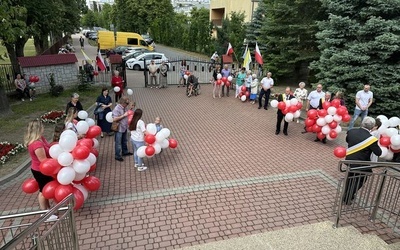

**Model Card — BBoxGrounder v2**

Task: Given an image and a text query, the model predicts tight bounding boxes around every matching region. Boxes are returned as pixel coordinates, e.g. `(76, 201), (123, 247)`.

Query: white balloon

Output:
(156, 132), (166, 143)
(383, 150), (394, 161)
(334, 125), (342, 133)
(72, 159), (91, 174)
(389, 117), (400, 127)
(285, 100), (291, 107)
(391, 144), (400, 150)
(114, 86), (120, 92)
(76, 121), (89, 135)
(227, 76), (233, 82)
(316, 117), (327, 126)
(333, 114), (342, 122)
(78, 110), (88, 120)
(390, 135), (400, 146)
(106, 112), (113, 123)
(381, 119), (390, 128)
(326, 134), (334, 141)
(285, 113), (294, 122)
(270, 100), (278, 108)
(293, 110), (301, 118)
(290, 98), (298, 106)
(58, 152), (74, 166)
(324, 115), (334, 124)
(161, 139), (169, 149)
(327, 106), (337, 116)
(377, 115), (388, 122)
(49, 144), (63, 159)
(73, 184), (88, 200)
(378, 126), (387, 135)
(137, 146), (147, 158)
(384, 128), (398, 137)
(86, 153), (97, 166)
(217, 73), (222, 79)
(241, 95), (246, 102)
(92, 138), (99, 148)
(184, 75), (188, 80)
(127, 89), (133, 95)
(321, 125), (331, 135)
(57, 166), (76, 185)
(60, 130), (77, 139)
(59, 135), (77, 152)
(159, 128), (171, 138)
(85, 118), (95, 127)
(146, 123), (157, 135)
(74, 172), (87, 181)
(379, 147), (388, 158)
(153, 143), (162, 154)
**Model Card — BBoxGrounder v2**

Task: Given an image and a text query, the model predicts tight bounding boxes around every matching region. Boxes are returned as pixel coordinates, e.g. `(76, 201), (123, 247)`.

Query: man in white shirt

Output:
(348, 84), (373, 130)
(258, 72), (274, 110)
(306, 84), (325, 111)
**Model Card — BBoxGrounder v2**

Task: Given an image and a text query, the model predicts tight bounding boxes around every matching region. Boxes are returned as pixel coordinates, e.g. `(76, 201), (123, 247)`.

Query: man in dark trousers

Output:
(275, 87), (295, 136)
(343, 116), (382, 205)
(79, 36), (85, 49)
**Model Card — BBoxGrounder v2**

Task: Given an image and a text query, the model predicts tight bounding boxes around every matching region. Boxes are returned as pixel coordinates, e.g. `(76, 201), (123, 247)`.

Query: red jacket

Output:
(111, 76), (124, 94)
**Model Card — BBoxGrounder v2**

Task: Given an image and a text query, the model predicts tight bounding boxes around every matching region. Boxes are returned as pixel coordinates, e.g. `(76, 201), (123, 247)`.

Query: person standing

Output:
(84, 61), (94, 82)
(65, 93), (83, 116)
(258, 72), (274, 110)
(221, 64), (231, 97)
(159, 61), (168, 88)
(79, 36), (85, 49)
(342, 116), (382, 205)
(111, 70), (124, 103)
(178, 60), (187, 87)
(148, 60), (158, 88)
(348, 84), (373, 130)
(314, 92), (332, 144)
(249, 74), (258, 104)
(275, 87), (295, 135)
(15, 74), (31, 101)
(334, 91), (346, 106)
(306, 84), (325, 112)
(129, 109), (148, 171)
(96, 87), (113, 138)
(235, 67), (246, 98)
(294, 82), (308, 123)
(112, 97), (133, 162)
(212, 65), (222, 98)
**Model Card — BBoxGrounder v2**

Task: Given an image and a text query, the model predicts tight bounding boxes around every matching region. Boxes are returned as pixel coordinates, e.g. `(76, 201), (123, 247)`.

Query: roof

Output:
(109, 54), (122, 64)
(18, 54), (78, 68)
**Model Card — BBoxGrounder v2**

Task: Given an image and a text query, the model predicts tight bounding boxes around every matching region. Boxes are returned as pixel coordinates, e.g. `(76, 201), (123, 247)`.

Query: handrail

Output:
(338, 160), (400, 172)
(0, 207), (68, 220)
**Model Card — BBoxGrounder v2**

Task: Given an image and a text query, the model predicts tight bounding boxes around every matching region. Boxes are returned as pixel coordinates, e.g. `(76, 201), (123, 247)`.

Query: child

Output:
(250, 74), (258, 104)
(51, 123), (65, 146)
(155, 117), (163, 133)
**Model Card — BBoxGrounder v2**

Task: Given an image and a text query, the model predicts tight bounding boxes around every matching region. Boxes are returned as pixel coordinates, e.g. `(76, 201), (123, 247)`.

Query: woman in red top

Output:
(24, 120), (54, 210)
(111, 70), (124, 103)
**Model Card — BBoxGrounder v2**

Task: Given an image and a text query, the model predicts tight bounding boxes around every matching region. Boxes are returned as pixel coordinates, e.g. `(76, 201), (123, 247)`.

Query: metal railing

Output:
(0, 194), (79, 250)
(333, 160), (400, 234)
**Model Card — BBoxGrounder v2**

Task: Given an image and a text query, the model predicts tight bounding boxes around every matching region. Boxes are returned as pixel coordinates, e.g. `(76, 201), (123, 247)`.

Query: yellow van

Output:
(97, 31), (154, 53)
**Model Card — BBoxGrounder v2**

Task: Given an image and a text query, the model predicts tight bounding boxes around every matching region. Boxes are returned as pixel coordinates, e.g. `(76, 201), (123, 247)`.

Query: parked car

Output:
(89, 34), (98, 40)
(141, 34), (154, 45)
(125, 52), (170, 70)
(122, 47), (150, 56)
(85, 31), (96, 38)
(122, 50), (145, 61)
(114, 46), (130, 55)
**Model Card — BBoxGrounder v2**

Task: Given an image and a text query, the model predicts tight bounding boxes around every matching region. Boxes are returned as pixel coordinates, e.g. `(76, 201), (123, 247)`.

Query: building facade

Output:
(210, 0), (259, 27)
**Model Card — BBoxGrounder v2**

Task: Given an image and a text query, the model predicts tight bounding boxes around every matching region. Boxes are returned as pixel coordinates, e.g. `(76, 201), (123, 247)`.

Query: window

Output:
(154, 55), (162, 60)
(140, 40), (148, 46)
(127, 38), (138, 45)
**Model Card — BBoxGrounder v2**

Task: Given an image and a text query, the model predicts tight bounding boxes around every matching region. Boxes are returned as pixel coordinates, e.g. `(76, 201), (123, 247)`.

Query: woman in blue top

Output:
(96, 87), (113, 137)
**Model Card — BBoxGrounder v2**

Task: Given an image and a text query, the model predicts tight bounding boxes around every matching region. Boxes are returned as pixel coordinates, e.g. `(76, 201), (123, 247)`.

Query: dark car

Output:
(141, 34), (154, 45)
(85, 31), (96, 38)
(114, 46), (130, 55)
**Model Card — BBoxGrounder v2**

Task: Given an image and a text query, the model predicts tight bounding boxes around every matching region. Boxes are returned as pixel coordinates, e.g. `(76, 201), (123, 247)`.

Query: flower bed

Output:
(40, 110), (65, 123)
(0, 141), (25, 164)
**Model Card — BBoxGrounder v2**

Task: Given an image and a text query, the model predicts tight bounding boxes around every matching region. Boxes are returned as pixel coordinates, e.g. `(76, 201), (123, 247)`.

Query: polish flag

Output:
(96, 50), (106, 71)
(254, 42), (263, 65)
(226, 43), (234, 56)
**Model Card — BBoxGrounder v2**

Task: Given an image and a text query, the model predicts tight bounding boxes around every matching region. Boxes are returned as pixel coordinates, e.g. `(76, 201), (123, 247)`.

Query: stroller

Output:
(187, 76), (201, 97)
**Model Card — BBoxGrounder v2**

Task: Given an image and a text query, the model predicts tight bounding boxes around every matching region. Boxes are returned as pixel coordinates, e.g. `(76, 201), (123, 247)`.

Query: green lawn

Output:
(0, 39), (36, 64)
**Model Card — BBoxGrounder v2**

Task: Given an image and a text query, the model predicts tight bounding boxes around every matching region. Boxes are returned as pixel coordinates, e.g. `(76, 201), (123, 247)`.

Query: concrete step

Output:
(179, 221), (399, 250)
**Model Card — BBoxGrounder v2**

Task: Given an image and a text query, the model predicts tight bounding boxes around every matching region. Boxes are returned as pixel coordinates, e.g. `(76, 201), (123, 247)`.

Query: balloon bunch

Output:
(137, 124), (178, 158)
(22, 110), (102, 210)
(304, 100), (350, 141)
(183, 71), (191, 80)
(270, 98), (303, 122)
(372, 115), (400, 161)
(29, 75), (40, 83)
(215, 74), (233, 88)
(238, 86), (249, 102)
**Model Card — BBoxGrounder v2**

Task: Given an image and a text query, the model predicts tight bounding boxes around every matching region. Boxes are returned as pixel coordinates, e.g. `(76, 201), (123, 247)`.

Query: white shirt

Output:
(307, 90), (325, 109)
(261, 77), (274, 89)
(130, 120), (146, 141)
(245, 75), (252, 88)
(355, 90), (373, 110)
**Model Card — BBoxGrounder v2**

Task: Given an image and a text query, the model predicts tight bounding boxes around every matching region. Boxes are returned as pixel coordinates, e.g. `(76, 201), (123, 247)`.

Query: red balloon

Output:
(169, 139), (178, 149)
(72, 145), (90, 160)
(216, 80), (222, 85)
(221, 77), (227, 83)
(322, 101), (331, 110)
(312, 124), (322, 133)
(77, 138), (93, 150)
(185, 71), (190, 76)
(42, 180), (61, 199)
(82, 176), (101, 192)
(89, 163), (97, 172)
(225, 81), (231, 87)
(72, 188), (84, 210)
(317, 132), (326, 140)
(307, 109), (318, 119)
(390, 146), (400, 153)
(34, 76), (40, 82)
(239, 92), (243, 97)
(93, 71), (99, 76)
(317, 109), (327, 117)
(334, 146), (347, 158)
(296, 102), (303, 110)
(282, 108), (289, 115)
(54, 184), (74, 203)
(241, 86), (247, 92)
(29, 76), (35, 82)
(86, 126), (101, 138)
(90, 148), (99, 157)
(305, 118), (315, 127)
(329, 121), (338, 129)
(289, 105), (298, 113)
(40, 158), (62, 176)
(306, 126), (313, 132)
(245, 91), (250, 98)
(277, 101), (286, 110)
(329, 130), (338, 139)
(380, 136), (391, 147)
(144, 134), (156, 144)
(145, 146), (155, 156)
(331, 99), (341, 108)
(342, 114), (351, 122)
(22, 178), (39, 194)
(336, 107), (346, 116)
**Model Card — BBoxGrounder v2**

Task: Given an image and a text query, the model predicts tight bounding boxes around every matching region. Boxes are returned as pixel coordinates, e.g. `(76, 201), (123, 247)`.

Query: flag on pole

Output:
(254, 42), (263, 65)
(243, 47), (252, 70)
(242, 44), (248, 59)
(96, 50), (106, 71)
(226, 42), (234, 56)
(81, 49), (92, 63)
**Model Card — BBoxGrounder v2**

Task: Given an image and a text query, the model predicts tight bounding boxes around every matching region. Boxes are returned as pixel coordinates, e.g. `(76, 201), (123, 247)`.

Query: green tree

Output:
(246, 1), (267, 50)
(310, 0), (400, 117)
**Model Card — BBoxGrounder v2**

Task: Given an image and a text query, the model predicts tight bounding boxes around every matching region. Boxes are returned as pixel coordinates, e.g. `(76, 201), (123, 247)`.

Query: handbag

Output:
(111, 121), (119, 132)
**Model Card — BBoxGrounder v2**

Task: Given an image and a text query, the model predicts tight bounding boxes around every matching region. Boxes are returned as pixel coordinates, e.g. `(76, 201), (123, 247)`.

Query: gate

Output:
(0, 64), (19, 93)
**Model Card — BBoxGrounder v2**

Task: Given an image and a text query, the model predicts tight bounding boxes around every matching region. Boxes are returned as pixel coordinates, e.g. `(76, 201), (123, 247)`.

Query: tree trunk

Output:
(4, 43), (20, 74)
(0, 84), (12, 117)
(34, 34), (49, 55)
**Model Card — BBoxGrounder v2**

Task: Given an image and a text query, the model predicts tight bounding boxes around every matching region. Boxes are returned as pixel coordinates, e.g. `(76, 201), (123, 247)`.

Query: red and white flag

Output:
(226, 42), (234, 56)
(96, 50), (106, 71)
(254, 42), (263, 65)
